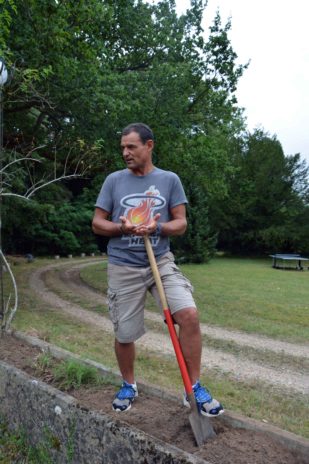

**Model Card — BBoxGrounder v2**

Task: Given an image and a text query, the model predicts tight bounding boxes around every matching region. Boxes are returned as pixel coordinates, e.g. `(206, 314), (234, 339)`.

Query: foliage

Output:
(3, 0), (245, 165)
(172, 180), (217, 262)
(3, 0), (308, 259)
(1, 0), (248, 261)
(211, 129), (309, 254)
(0, 0), (16, 52)
(2, 179), (103, 255)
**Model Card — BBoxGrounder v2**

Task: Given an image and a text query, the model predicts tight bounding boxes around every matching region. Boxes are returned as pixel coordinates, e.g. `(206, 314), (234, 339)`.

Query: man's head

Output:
(121, 123), (154, 144)
(121, 123), (154, 175)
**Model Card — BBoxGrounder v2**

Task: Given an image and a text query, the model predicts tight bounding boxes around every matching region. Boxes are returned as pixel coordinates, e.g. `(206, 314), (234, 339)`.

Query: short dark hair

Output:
(121, 123), (154, 144)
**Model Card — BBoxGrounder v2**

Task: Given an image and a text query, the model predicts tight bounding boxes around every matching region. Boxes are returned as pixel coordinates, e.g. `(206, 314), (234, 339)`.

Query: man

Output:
(92, 123), (223, 417)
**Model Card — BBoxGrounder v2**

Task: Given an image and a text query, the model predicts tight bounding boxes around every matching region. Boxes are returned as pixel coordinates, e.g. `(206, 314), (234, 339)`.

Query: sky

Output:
(172, 0), (309, 165)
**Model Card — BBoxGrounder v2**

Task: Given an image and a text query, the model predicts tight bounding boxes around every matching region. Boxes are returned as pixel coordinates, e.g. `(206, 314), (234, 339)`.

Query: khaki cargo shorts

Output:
(107, 252), (196, 343)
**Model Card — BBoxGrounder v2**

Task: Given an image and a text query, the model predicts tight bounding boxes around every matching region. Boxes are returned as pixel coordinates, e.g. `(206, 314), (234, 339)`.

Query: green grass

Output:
(3, 256), (309, 440)
(80, 260), (109, 294)
(52, 359), (112, 390)
(183, 258), (309, 341)
(81, 256), (309, 343)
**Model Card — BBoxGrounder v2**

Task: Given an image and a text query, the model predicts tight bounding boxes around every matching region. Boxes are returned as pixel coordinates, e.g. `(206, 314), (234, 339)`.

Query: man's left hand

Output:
(134, 213), (161, 236)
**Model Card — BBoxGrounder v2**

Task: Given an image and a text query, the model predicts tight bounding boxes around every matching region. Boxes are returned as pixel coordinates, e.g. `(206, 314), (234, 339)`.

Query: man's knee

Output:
(173, 307), (199, 327)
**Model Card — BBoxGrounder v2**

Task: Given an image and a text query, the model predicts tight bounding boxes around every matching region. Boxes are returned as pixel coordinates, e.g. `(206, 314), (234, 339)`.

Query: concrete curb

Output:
(0, 360), (208, 464)
(2, 331), (309, 463)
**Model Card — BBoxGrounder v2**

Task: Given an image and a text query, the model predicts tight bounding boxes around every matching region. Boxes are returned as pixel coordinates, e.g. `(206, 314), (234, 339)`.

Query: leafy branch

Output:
(0, 145), (92, 333)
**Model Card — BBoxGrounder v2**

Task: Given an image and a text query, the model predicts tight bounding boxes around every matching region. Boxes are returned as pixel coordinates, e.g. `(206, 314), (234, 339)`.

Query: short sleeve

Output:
(95, 175), (114, 213)
(169, 174), (188, 208)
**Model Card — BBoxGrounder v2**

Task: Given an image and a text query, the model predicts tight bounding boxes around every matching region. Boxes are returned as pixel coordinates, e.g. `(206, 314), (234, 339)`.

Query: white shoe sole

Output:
(112, 402), (133, 412)
(183, 398), (224, 417)
(201, 408), (225, 418)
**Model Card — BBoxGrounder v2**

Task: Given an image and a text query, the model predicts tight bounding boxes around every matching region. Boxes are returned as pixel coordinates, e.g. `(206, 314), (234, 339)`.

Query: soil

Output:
(0, 333), (306, 464)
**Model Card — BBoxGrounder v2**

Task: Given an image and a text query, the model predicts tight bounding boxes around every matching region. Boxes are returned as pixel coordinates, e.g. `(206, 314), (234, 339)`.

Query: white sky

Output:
(171, 0), (309, 165)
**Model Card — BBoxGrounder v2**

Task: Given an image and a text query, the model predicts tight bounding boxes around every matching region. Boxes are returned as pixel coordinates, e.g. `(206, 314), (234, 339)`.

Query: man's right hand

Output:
(119, 216), (137, 235)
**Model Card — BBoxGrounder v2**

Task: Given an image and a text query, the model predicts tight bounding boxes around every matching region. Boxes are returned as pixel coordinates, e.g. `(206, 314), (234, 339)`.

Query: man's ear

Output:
(146, 139), (154, 151)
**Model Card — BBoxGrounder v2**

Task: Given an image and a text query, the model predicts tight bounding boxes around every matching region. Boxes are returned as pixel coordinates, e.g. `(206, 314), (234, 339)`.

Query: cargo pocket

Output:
(107, 289), (119, 331)
(170, 263), (194, 293)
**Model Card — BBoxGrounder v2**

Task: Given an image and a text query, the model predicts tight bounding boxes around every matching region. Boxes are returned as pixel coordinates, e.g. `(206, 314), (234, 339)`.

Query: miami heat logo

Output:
(120, 186), (166, 246)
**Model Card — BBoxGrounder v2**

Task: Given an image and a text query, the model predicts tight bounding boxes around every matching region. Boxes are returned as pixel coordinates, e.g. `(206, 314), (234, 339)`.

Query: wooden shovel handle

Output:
(144, 235), (193, 396)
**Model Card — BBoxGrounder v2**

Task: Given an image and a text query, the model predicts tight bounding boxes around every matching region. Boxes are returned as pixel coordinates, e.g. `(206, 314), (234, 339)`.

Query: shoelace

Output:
(193, 383), (212, 403)
(117, 383), (136, 400)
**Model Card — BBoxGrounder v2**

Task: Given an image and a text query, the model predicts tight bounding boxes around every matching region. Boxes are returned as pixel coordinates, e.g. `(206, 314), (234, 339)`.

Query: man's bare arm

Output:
(92, 208), (122, 236)
(93, 204), (187, 237)
(159, 203), (187, 236)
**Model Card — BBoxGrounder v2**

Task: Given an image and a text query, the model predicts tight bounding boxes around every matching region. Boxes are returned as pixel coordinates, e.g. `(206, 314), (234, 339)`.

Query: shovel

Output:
(144, 235), (216, 446)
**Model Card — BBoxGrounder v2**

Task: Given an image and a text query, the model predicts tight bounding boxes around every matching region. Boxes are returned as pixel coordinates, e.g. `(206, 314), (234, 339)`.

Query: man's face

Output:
(120, 131), (153, 171)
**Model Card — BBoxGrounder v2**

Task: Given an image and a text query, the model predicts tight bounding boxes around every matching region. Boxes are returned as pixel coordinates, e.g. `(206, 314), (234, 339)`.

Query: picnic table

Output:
(269, 254), (309, 270)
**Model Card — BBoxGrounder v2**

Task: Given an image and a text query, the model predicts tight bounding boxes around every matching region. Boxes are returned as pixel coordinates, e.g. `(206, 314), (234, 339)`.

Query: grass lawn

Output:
(3, 255), (309, 439)
(81, 256), (309, 343)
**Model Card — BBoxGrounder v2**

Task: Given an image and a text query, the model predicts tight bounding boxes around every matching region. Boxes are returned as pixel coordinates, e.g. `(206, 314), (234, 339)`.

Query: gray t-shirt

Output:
(95, 167), (188, 266)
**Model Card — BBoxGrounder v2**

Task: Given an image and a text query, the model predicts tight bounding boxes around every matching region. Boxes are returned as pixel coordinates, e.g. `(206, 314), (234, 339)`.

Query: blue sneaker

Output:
(112, 381), (138, 412)
(183, 381), (224, 417)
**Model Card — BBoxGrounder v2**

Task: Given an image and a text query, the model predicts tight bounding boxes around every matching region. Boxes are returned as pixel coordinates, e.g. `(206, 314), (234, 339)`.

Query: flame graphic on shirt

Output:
(127, 196), (156, 226)
(120, 186), (166, 236)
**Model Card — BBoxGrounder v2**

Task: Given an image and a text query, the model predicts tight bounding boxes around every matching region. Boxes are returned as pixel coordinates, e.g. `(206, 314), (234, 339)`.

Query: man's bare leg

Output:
(115, 339), (135, 384)
(173, 307), (202, 383)
(173, 307), (224, 416)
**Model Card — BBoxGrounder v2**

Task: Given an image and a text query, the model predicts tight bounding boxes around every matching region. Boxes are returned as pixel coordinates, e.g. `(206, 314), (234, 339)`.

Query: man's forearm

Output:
(92, 219), (122, 237)
(160, 218), (187, 236)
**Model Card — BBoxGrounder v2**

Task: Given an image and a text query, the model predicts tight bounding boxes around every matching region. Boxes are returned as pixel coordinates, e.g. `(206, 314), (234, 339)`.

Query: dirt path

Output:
(28, 259), (309, 394)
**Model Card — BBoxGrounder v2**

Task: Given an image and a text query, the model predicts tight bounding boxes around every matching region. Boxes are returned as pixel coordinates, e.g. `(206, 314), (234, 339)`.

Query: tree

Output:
(2, 0), (247, 262)
(212, 129), (309, 254)
(172, 180), (217, 263)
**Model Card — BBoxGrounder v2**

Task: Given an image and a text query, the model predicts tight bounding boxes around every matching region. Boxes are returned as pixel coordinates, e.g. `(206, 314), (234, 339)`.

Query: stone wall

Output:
(0, 360), (208, 464)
